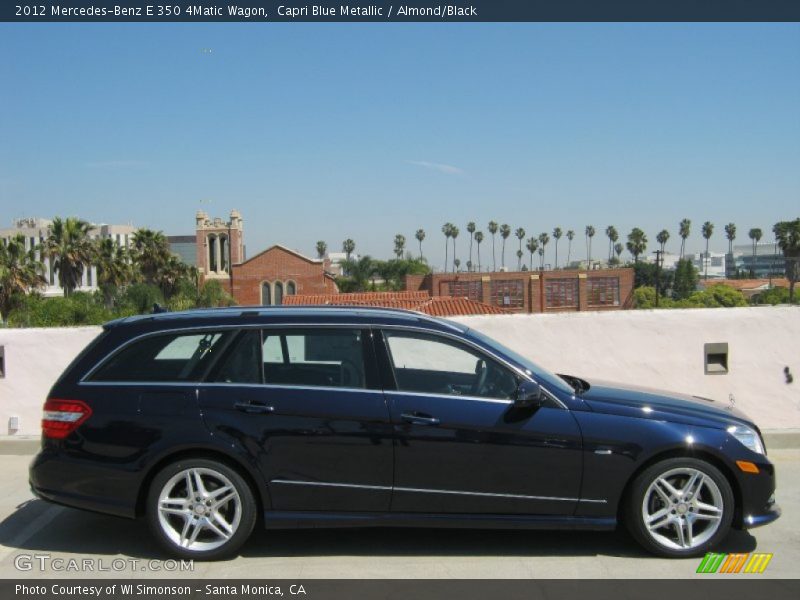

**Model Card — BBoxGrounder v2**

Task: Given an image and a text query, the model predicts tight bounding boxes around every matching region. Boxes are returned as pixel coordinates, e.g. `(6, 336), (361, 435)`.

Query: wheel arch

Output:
(616, 447), (744, 529)
(135, 445), (270, 520)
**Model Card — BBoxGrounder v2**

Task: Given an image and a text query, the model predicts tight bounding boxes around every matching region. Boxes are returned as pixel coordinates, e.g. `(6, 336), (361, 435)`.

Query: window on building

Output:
(262, 329), (366, 389)
(208, 235), (217, 272)
(91, 331), (233, 382)
(220, 236), (228, 272)
(444, 280), (482, 301)
(286, 281), (297, 296)
(86, 266), (92, 287)
(261, 282), (271, 306)
(489, 280), (524, 309)
(274, 282), (284, 306)
(587, 277), (620, 307)
(545, 278), (579, 308)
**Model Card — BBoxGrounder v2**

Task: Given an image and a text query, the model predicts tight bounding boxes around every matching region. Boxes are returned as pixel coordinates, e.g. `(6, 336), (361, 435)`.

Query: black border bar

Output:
(3, 1), (800, 22)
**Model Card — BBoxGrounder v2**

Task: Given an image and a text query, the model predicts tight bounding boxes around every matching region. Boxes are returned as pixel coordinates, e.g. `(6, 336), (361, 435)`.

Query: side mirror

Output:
(515, 380), (542, 408)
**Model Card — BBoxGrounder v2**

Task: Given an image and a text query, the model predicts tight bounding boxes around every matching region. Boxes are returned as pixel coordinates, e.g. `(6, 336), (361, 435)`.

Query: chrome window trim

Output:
(270, 479), (606, 504)
(78, 321), (568, 409)
(80, 322), (373, 384)
(377, 325), (568, 410)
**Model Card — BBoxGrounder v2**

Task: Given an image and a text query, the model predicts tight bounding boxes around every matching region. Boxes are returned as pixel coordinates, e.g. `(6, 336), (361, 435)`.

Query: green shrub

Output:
(751, 286), (790, 305)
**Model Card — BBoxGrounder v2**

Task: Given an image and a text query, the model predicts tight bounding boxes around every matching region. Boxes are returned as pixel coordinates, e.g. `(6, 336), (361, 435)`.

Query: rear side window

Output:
(263, 328), (366, 389)
(90, 331), (232, 382)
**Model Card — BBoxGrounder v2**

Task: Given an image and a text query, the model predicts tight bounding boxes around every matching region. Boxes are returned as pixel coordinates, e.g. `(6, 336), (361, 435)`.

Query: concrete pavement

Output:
(0, 450), (797, 579)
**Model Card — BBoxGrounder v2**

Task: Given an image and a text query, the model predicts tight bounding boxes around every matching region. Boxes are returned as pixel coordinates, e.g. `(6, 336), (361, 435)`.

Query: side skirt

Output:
(263, 511), (617, 531)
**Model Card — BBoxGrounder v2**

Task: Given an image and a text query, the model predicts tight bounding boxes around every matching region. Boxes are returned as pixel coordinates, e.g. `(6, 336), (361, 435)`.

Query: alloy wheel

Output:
(641, 467), (724, 551)
(156, 467), (242, 552)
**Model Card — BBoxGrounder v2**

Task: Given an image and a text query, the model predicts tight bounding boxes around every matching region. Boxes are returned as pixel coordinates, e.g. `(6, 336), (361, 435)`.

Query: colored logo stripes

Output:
(696, 552), (773, 574)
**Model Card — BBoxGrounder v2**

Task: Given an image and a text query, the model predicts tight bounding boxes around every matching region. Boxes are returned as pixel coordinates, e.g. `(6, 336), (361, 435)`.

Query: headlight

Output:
(727, 424), (765, 455)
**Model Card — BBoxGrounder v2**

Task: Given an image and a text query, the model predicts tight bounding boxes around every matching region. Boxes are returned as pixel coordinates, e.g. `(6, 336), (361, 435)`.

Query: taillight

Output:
(42, 399), (92, 440)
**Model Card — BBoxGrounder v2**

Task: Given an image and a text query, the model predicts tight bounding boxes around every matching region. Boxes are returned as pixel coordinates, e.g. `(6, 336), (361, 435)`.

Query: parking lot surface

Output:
(0, 449), (797, 579)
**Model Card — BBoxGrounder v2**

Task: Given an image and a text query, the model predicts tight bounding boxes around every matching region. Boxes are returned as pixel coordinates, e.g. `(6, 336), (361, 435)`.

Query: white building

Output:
(0, 218), (136, 297)
(325, 251), (360, 277)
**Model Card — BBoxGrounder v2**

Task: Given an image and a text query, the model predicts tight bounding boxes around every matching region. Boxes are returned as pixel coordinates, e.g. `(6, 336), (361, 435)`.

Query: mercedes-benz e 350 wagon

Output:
(30, 307), (779, 559)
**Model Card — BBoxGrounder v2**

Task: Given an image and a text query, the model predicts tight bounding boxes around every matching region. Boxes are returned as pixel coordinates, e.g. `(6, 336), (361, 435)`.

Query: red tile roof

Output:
(284, 291), (509, 316)
(702, 278), (789, 291)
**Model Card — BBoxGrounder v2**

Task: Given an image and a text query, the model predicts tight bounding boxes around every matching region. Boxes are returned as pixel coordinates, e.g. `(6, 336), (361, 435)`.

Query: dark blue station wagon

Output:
(30, 307), (779, 559)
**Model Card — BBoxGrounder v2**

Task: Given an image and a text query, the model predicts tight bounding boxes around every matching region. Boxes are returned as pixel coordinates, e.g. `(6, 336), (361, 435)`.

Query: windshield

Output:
(465, 328), (576, 396)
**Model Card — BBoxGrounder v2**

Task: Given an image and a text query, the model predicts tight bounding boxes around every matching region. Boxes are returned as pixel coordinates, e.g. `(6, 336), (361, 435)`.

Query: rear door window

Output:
(262, 328), (367, 389)
(90, 331), (232, 382)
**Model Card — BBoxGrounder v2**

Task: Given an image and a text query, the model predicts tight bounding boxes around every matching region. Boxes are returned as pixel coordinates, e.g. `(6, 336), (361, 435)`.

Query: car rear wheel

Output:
(625, 457), (734, 558)
(146, 458), (257, 560)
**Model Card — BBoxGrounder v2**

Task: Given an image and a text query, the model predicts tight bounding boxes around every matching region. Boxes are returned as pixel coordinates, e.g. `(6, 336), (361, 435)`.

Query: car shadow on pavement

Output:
(0, 499), (759, 561)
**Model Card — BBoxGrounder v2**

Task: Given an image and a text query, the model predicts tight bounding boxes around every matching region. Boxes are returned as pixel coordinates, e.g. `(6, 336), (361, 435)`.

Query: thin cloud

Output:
(84, 160), (148, 169)
(406, 160), (464, 176)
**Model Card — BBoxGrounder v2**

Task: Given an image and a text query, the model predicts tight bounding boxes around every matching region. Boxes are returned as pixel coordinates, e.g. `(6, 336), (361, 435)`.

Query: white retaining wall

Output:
(453, 307), (800, 431)
(0, 307), (798, 436)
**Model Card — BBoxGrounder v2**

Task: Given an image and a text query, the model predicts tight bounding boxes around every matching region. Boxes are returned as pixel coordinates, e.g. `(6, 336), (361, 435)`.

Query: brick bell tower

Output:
(195, 209), (244, 288)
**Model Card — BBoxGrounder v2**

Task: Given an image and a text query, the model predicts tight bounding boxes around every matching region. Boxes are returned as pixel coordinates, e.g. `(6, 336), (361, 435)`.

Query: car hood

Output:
(576, 378), (756, 429)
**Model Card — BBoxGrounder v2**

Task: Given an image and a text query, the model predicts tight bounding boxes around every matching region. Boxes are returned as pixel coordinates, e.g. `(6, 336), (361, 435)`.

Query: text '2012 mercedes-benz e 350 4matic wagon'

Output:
(30, 307), (779, 560)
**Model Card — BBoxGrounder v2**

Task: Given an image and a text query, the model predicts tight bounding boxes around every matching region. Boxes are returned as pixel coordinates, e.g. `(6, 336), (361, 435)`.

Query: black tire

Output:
(146, 458), (257, 560)
(624, 457), (734, 558)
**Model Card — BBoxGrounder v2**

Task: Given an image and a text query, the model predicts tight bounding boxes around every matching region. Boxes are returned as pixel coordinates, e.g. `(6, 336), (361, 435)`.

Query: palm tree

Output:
(94, 237), (132, 309)
(748, 228), (763, 277)
(466, 222), (476, 271)
(441, 223), (452, 272)
(773, 218), (800, 302)
(157, 254), (190, 300)
(315, 241), (327, 259)
(500, 224), (511, 269)
(450, 225), (460, 272)
(131, 228), (171, 286)
(701, 221), (714, 280)
(679, 218), (691, 259)
(585, 225), (596, 266)
(0, 234), (46, 324)
(566, 230), (575, 266)
(525, 237), (539, 270)
(415, 229), (426, 259)
(605, 226), (618, 263)
(474, 231), (484, 272)
(614, 242), (624, 262)
(514, 227), (526, 270)
(656, 229), (670, 254)
(626, 228), (648, 263)
(454, 258), (461, 272)
(393, 234), (406, 259)
(537, 232), (549, 270)
(724, 223), (737, 255)
(552, 227), (563, 269)
(487, 221), (499, 271)
(340, 256), (376, 292)
(43, 217), (94, 296)
(342, 238), (356, 262)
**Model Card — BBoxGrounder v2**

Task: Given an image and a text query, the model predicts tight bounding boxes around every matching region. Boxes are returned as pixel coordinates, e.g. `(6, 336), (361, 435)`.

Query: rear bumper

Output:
(29, 448), (139, 519)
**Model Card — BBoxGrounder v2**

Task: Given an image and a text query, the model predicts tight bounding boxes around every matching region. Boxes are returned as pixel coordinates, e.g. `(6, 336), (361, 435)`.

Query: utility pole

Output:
(653, 250), (664, 307)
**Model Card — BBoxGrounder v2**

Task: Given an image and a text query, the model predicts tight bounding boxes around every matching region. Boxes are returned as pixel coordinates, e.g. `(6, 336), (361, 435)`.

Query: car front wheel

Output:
(147, 458), (257, 560)
(625, 457), (734, 557)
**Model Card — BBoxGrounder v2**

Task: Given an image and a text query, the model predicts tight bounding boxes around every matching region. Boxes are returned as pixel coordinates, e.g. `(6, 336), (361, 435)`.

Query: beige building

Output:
(0, 217), (136, 297)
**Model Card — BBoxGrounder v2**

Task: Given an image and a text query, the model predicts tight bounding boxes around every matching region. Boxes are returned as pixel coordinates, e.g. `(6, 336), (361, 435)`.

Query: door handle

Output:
(234, 402), (275, 414)
(401, 412), (440, 426)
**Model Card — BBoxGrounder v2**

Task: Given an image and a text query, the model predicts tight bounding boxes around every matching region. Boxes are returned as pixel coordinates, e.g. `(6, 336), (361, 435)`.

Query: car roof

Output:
(103, 305), (468, 334)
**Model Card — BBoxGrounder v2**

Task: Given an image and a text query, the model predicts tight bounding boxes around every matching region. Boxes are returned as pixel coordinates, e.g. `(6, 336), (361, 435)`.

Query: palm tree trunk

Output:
(419, 240), (423, 259)
(491, 236), (496, 272)
(452, 239), (457, 273)
(705, 240), (710, 280)
(444, 240), (448, 273)
(555, 241), (559, 269)
(501, 240), (506, 268)
(469, 238), (473, 272)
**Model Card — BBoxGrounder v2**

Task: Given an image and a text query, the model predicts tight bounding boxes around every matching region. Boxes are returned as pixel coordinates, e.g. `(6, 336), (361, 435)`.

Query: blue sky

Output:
(1, 23), (798, 268)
